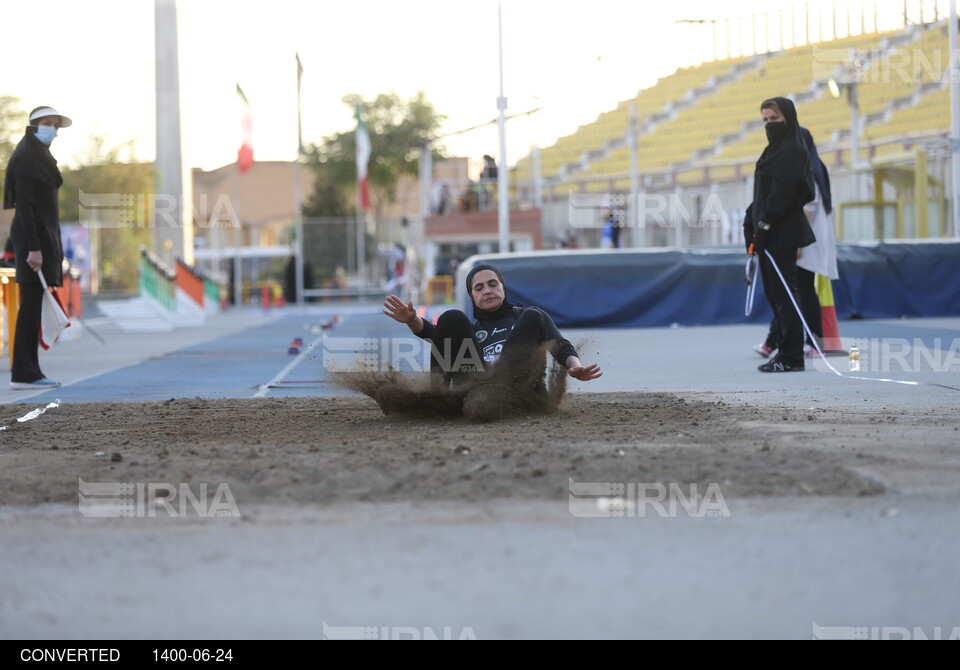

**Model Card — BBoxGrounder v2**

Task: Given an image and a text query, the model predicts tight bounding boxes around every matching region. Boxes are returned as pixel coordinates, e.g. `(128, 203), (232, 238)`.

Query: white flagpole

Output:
(497, 0), (510, 253)
(295, 53), (306, 306)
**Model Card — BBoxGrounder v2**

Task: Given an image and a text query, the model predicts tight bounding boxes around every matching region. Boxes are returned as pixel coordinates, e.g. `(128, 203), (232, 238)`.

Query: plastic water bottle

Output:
(849, 345), (861, 372)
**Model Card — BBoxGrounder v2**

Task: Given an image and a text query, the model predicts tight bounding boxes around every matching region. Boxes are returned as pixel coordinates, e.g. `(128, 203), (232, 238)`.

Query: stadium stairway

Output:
(95, 292), (206, 333)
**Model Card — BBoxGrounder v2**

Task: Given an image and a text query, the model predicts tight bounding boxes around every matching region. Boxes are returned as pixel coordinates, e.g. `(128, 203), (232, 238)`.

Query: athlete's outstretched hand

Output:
(567, 364), (603, 382)
(383, 294), (417, 325)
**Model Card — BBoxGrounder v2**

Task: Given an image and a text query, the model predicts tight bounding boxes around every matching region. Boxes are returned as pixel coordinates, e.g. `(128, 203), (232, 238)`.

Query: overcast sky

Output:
(1, 0), (913, 171)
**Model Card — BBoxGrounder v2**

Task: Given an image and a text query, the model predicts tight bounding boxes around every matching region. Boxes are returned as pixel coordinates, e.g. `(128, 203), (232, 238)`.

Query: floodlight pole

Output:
(950, 0), (960, 237)
(154, 0), (186, 267)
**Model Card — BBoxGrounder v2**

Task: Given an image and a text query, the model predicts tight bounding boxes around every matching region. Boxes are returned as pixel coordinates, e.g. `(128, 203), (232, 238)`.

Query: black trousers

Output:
(429, 309), (553, 377)
(764, 266), (822, 350)
(12, 283), (45, 383)
(759, 248), (805, 367)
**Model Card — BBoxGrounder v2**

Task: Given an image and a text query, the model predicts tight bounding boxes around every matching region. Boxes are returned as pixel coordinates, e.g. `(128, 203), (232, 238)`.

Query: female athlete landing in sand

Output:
(384, 263), (602, 385)
(376, 263), (601, 421)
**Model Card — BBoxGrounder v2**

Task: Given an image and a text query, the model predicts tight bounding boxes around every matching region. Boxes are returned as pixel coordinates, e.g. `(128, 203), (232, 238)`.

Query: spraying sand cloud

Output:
(334, 342), (569, 422)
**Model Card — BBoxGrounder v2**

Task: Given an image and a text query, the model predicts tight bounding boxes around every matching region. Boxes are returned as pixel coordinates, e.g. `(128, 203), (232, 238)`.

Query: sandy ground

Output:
(3, 314), (960, 638)
(3, 390), (958, 509)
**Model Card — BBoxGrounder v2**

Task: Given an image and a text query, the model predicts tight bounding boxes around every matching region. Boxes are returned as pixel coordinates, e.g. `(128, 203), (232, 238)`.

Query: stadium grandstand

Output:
(511, 16), (958, 248)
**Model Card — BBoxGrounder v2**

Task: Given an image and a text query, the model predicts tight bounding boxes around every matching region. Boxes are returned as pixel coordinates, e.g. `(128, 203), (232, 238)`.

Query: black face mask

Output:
(765, 121), (788, 143)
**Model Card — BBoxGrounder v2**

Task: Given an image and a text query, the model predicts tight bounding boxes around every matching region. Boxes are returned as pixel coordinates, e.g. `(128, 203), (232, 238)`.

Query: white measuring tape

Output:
(0, 400), (62, 431)
(760, 249), (960, 392)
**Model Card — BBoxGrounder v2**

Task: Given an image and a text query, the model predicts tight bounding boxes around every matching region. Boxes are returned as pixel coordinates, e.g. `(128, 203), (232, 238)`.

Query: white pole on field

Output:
(497, 0), (510, 253)
(950, 0), (960, 237)
(295, 52), (305, 307)
(154, 0), (186, 267)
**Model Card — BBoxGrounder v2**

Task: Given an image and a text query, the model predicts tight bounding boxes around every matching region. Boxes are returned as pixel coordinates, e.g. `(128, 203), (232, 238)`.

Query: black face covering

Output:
(765, 121), (788, 143)
(755, 97), (814, 195)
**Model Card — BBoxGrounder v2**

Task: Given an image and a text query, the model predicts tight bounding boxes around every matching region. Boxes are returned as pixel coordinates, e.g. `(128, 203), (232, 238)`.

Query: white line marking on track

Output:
(253, 334), (326, 398)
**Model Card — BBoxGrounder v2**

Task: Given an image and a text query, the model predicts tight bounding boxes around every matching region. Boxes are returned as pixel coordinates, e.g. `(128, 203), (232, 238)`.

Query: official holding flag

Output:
(3, 106), (71, 389)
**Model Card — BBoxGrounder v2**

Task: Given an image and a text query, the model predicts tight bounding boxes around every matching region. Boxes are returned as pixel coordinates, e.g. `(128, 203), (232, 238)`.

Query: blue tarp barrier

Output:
(455, 242), (960, 328)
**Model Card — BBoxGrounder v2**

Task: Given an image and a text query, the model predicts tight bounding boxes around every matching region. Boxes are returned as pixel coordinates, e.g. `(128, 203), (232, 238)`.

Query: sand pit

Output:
(335, 343), (568, 423)
(4, 389), (959, 510)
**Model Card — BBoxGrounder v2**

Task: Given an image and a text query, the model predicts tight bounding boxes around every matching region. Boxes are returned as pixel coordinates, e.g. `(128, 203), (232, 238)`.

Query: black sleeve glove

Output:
(753, 226), (769, 255)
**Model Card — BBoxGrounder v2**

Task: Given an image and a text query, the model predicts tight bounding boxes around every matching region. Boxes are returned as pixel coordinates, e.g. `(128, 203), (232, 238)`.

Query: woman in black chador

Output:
(3, 106), (72, 389)
(743, 97), (816, 373)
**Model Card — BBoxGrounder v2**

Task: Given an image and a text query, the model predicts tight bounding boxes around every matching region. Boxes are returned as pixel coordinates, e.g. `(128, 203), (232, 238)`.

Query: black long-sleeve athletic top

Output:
(417, 302), (579, 367)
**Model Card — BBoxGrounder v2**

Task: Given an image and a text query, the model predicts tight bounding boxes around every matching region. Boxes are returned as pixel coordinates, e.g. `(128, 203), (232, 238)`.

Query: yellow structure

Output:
(1, 268), (18, 368)
(839, 149), (943, 239)
(424, 276), (453, 305)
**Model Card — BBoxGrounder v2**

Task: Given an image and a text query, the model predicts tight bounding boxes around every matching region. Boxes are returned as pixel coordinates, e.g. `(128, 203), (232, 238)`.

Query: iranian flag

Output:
(237, 83), (254, 174)
(355, 104), (371, 212)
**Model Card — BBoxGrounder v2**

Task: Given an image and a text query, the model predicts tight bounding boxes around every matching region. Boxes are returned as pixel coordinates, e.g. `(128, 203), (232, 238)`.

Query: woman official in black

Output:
(3, 106), (71, 390)
(383, 263), (601, 384)
(755, 126), (835, 359)
(744, 97), (816, 373)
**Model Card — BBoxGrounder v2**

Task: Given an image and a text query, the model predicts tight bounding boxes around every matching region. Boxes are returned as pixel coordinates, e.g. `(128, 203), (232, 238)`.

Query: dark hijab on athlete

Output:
(464, 263), (513, 321)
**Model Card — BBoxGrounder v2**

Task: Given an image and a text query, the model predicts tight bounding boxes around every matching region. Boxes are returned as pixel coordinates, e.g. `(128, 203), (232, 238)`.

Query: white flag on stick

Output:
(37, 272), (71, 350)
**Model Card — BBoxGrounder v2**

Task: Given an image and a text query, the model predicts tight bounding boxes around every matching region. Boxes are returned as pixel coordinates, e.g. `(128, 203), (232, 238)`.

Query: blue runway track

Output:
(13, 312), (430, 405)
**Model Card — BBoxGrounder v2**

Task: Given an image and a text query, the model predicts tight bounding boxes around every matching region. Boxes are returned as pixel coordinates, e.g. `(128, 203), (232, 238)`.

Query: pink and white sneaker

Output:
(753, 343), (774, 358)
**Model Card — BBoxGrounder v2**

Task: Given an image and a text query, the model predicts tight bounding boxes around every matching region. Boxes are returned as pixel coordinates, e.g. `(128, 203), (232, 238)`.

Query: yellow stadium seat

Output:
(512, 22), (951, 184)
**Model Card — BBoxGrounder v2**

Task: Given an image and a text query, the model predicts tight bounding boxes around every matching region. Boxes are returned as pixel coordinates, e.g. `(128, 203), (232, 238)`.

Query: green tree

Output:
(303, 163), (349, 217)
(0, 95), (25, 167)
(300, 164), (350, 283)
(304, 90), (446, 220)
(60, 133), (154, 293)
(1, 96), (26, 232)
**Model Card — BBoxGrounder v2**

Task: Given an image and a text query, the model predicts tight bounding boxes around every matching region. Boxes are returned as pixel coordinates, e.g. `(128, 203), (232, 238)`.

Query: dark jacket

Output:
(743, 97), (816, 252)
(3, 128), (64, 286)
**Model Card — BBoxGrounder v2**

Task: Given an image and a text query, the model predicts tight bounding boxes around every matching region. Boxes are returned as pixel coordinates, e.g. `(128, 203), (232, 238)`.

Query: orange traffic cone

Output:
(815, 274), (846, 354)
